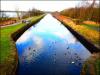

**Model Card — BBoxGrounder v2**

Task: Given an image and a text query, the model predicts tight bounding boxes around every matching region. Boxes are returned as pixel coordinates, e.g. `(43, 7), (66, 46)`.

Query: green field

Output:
(81, 24), (100, 32)
(0, 23), (25, 62)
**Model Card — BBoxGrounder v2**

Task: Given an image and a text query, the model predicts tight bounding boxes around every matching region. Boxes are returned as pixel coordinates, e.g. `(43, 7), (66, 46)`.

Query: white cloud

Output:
(16, 30), (31, 44)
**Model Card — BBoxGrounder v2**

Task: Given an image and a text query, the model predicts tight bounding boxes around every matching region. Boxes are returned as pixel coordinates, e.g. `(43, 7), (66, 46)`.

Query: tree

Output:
(15, 8), (20, 20)
(60, 0), (100, 23)
(0, 12), (9, 21)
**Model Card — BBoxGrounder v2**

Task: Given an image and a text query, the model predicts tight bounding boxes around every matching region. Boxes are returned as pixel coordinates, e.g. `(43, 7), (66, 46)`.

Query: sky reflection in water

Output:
(16, 14), (91, 75)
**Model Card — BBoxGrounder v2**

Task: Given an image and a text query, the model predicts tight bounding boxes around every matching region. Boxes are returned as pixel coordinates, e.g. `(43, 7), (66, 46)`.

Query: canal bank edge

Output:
(11, 15), (45, 42)
(12, 15), (45, 75)
(52, 15), (100, 53)
(0, 15), (45, 75)
(62, 22), (100, 53)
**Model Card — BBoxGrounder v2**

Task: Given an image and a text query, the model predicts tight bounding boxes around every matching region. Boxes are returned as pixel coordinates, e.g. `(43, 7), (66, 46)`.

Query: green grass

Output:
(0, 15), (44, 63)
(81, 24), (100, 32)
(81, 53), (100, 75)
(0, 23), (25, 62)
(95, 59), (100, 75)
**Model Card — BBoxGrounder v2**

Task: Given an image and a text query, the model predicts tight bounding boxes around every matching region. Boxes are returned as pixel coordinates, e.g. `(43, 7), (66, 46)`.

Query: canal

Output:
(16, 14), (91, 75)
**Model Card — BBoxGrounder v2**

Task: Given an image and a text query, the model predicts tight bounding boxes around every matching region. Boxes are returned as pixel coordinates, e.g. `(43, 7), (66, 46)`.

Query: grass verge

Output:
(81, 53), (100, 75)
(66, 23), (100, 48)
(81, 24), (100, 32)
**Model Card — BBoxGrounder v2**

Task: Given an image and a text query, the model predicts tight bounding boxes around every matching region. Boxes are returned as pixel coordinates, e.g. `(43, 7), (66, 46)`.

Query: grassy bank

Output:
(81, 24), (100, 32)
(53, 13), (100, 75)
(64, 19), (100, 75)
(0, 15), (44, 75)
(53, 13), (100, 48)
(81, 53), (100, 75)
(66, 23), (100, 48)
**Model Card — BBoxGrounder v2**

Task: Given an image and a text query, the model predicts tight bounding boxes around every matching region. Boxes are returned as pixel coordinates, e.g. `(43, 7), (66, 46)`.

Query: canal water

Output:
(16, 14), (91, 75)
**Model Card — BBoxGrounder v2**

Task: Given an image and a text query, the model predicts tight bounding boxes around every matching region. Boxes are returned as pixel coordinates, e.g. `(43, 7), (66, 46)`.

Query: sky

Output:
(1, 1), (80, 12)
(1, 0), (99, 17)
(1, 1), (99, 12)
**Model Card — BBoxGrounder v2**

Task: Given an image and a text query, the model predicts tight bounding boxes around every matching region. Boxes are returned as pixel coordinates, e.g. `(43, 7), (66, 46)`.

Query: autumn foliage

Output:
(60, 0), (100, 23)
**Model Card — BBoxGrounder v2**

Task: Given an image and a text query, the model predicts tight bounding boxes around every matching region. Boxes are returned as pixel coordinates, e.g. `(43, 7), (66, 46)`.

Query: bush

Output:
(73, 19), (83, 25)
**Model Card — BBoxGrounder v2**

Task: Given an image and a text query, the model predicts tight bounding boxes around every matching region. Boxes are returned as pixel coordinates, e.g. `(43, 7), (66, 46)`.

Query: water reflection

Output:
(16, 14), (91, 75)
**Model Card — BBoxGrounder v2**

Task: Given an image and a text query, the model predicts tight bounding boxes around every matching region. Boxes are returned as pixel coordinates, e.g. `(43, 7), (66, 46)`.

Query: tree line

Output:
(21, 8), (44, 19)
(60, 0), (100, 23)
(0, 8), (44, 21)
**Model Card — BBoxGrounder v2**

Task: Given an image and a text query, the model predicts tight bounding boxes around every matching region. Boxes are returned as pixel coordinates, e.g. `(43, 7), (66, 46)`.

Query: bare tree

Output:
(60, 0), (99, 22)
(15, 7), (20, 20)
